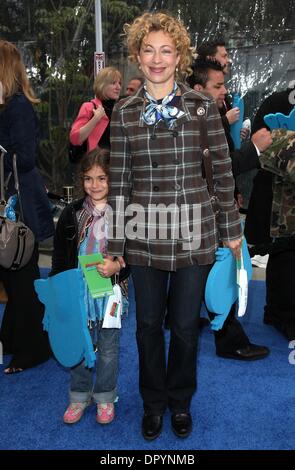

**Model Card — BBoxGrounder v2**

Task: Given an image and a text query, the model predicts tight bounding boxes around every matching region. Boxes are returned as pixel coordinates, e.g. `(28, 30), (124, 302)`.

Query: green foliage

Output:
(102, 0), (141, 55)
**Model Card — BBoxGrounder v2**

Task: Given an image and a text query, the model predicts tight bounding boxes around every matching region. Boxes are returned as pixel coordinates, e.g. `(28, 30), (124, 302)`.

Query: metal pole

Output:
(95, 0), (103, 52)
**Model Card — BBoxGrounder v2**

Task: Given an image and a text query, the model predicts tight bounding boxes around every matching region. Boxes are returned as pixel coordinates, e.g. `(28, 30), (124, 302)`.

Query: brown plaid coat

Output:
(107, 83), (241, 271)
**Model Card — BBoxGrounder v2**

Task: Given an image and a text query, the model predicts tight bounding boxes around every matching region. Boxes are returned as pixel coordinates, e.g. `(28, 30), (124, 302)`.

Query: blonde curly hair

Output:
(124, 12), (194, 80)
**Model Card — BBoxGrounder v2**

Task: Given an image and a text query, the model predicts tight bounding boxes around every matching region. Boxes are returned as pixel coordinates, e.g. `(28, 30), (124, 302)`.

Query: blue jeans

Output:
(69, 325), (120, 404)
(131, 263), (211, 415)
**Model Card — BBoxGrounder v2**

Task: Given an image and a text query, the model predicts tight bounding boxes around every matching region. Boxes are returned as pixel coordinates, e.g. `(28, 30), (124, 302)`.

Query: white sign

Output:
(94, 52), (105, 76)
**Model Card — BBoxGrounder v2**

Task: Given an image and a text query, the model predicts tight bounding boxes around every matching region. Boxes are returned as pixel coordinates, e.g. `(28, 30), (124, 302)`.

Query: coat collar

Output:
(117, 82), (210, 110)
(116, 82), (211, 130)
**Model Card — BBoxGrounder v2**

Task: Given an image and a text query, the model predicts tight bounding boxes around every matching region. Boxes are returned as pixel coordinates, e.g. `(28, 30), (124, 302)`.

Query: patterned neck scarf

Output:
(143, 81), (185, 129)
(77, 197), (108, 323)
(80, 196), (107, 256)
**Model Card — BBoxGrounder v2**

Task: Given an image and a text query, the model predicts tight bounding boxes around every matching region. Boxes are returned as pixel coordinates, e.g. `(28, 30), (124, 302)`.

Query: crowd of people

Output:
(0, 9), (294, 442)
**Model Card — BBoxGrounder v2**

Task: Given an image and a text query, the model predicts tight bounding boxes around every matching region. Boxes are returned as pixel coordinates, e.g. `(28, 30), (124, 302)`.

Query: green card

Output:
(78, 253), (114, 299)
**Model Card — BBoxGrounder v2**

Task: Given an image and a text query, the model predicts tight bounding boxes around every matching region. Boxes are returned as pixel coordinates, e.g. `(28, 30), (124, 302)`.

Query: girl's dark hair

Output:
(80, 147), (110, 179)
(78, 147), (110, 197)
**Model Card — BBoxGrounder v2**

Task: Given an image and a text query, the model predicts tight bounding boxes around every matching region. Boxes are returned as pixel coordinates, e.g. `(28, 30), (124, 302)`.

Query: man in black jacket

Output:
(197, 39), (240, 131)
(187, 57), (272, 360)
(188, 58), (272, 178)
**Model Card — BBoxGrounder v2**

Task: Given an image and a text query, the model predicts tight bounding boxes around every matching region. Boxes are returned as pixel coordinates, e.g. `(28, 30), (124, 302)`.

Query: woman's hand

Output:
(223, 238), (242, 260)
(92, 105), (106, 122)
(0, 81), (3, 104)
(104, 255), (126, 268)
(78, 104), (106, 143)
(96, 257), (121, 278)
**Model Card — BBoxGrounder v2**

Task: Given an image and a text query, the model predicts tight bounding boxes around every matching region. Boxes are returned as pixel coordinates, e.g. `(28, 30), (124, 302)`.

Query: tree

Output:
(0, 0), (141, 192)
(102, 1), (141, 56)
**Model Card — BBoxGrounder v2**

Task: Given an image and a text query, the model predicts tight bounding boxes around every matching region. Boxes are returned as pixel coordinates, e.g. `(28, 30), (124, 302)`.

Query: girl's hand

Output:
(223, 238), (242, 260)
(96, 257), (121, 278)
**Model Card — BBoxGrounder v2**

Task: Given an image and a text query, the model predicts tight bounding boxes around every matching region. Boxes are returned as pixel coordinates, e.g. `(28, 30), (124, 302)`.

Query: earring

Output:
(176, 67), (179, 73)
(138, 65), (141, 70)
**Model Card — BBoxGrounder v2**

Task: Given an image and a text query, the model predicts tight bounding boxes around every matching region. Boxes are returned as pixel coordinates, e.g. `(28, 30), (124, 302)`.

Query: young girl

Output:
(51, 147), (127, 425)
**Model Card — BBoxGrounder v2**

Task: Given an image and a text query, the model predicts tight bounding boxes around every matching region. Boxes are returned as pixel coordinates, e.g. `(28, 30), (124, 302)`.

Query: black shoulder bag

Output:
(197, 104), (220, 216)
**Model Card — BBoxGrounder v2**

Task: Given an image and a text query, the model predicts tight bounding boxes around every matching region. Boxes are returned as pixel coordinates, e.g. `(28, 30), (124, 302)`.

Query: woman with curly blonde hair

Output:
(124, 12), (194, 81)
(107, 12), (242, 440)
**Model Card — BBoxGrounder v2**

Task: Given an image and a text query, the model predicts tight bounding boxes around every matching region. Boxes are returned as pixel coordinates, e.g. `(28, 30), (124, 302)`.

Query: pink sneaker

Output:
(63, 402), (89, 424)
(96, 403), (115, 424)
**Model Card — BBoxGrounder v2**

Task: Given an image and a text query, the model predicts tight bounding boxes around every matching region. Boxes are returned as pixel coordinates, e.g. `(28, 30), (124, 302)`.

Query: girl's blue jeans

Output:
(69, 325), (120, 404)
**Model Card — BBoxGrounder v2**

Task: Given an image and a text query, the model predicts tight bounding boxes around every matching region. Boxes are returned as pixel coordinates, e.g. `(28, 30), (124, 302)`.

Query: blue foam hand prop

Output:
(205, 239), (252, 331)
(210, 313), (228, 330)
(35, 268), (96, 368)
(214, 247), (231, 261)
(264, 107), (295, 131)
(230, 93), (244, 150)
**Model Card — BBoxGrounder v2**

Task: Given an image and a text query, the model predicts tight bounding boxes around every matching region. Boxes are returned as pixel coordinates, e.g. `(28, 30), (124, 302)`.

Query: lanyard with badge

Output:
(102, 274), (122, 329)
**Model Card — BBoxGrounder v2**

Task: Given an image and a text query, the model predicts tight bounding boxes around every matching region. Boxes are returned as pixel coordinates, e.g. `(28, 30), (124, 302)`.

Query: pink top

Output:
(69, 97), (109, 152)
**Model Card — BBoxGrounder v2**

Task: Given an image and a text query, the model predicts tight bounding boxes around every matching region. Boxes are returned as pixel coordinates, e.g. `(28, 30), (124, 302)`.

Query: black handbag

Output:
(0, 150), (35, 270)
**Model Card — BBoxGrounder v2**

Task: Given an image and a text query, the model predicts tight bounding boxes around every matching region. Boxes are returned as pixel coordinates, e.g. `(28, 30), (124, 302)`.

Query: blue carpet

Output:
(0, 270), (294, 450)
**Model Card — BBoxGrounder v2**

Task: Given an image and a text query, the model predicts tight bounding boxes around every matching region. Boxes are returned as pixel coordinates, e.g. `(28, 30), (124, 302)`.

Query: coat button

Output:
(203, 148), (210, 157)
(153, 186), (159, 192)
(152, 162), (158, 168)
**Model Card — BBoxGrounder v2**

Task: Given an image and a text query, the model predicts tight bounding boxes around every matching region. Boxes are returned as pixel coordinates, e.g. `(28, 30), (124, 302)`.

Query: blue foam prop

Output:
(35, 268), (96, 368)
(230, 93), (244, 150)
(264, 106), (295, 131)
(205, 239), (252, 330)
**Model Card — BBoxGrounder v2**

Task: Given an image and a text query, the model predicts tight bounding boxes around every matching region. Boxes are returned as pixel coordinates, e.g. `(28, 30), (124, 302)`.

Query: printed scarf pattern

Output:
(142, 82), (184, 129)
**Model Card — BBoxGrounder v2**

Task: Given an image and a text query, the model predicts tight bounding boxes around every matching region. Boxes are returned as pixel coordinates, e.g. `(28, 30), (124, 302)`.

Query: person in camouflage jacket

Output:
(259, 128), (295, 238)
(245, 92), (295, 342)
